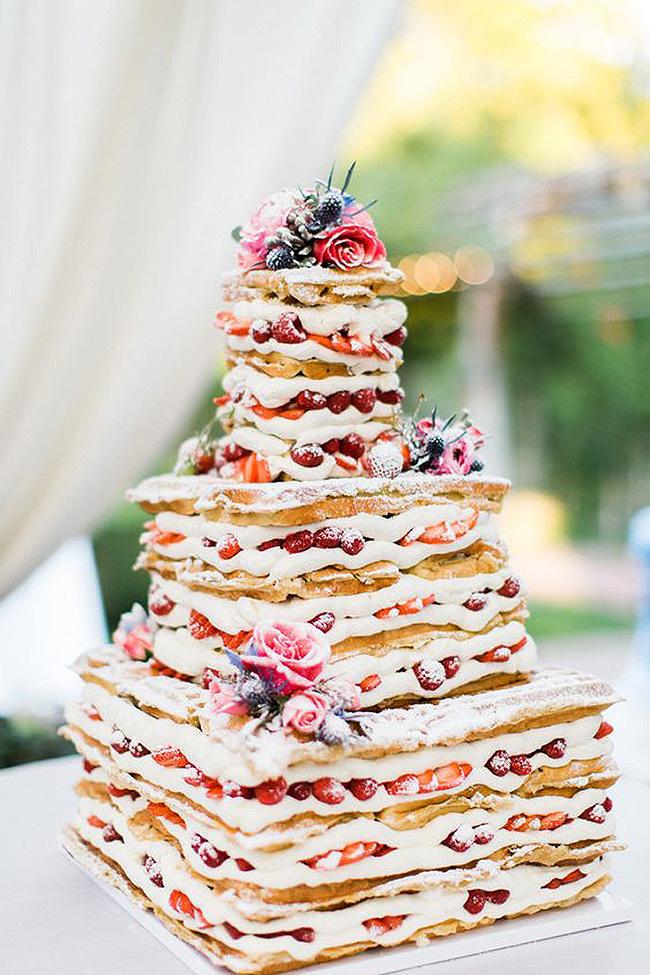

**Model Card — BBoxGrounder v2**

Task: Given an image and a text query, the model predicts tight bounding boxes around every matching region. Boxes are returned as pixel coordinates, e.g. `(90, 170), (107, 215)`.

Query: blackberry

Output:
(266, 244), (294, 270)
(237, 673), (271, 713)
(428, 434), (445, 458)
(470, 459), (484, 472)
(312, 191), (344, 228)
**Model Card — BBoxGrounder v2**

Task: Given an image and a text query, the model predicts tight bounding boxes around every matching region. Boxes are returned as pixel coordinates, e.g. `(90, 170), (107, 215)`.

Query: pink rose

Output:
(208, 678), (248, 717)
(313, 223), (387, 270)
(282, 690), (329, 735)
(437, 437), (475, 475)
(241, 620), (330, 692)
(237, 189), (298, 270)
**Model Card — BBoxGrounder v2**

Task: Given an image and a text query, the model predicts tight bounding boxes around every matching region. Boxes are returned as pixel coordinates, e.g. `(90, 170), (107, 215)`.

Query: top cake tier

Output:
(175, 172), (484, 486)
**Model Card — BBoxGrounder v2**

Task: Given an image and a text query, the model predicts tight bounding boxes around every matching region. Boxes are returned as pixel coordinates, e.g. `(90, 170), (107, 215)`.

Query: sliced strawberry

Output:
(416, 768), (439, 793)
(108, 784), (139, 799)
(153, 746), (189, 768)
(540, 811), (568, 830)
(87, 815), (107, 829)
(335, 454), (358, 472)
(358, 674), (381, 692)
(436, 761), (472, 790)
(221, 629), (252, 650)
(594, 720), (613, 739)
(151, 528), (186, 546)
(339, 841), (378, 866)
(362, 915), (406, 937)
(147, 803), (185, 827)
(399, 510), (479, 546)
(543, 868), (586, 890)
(188, 610), (218, 640)
(169, 890), (213, 929)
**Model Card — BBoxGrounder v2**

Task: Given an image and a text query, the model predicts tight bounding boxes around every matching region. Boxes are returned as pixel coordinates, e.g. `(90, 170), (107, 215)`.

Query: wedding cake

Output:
(61, 167), (620, 973)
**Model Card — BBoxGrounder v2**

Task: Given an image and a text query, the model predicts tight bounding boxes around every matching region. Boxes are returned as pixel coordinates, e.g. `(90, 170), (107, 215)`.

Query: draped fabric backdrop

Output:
(0, 0), (399, 598)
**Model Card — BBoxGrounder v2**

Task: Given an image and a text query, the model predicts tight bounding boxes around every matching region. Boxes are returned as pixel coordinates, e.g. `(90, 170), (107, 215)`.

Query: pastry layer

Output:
(222, 264), (404, 306)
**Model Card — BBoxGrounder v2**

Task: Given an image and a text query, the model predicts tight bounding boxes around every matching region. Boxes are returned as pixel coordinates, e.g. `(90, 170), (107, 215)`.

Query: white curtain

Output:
(0, 0), (399, 597)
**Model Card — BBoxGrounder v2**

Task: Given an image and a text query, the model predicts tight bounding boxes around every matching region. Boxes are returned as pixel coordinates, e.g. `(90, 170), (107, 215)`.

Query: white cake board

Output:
(66, 852), (632, 974)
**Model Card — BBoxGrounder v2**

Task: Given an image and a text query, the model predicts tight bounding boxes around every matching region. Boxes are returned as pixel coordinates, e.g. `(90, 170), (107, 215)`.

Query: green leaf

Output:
(231, 225), (242, 243)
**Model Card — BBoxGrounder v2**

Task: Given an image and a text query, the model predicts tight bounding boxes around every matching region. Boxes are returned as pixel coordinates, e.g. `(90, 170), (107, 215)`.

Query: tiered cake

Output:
(61, 171), (621, 974)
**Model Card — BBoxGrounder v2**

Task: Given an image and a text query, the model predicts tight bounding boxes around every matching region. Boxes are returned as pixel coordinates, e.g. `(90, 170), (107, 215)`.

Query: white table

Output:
(0, 753), (648, 975)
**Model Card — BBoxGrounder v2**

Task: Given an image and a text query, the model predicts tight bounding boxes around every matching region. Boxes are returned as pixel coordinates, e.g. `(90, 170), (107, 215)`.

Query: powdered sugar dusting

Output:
(128, 472), (510, 514)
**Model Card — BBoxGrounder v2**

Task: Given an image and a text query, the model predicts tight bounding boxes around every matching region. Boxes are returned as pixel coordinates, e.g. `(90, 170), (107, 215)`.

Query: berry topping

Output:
(580, 803), (607, 824)
(385, 773), (420, 796)
(143, 854), (164, 887)
(348, 778), (378, 801)
(102, 824), (123, 843)
(309, 612), (335, 633)
(435, 761), (472, 790)
(149, 592), (175, 616)
(322, 437), (340, 454)
(296, 390), (327, 410)
(385, 325), (407, 347)
(485, 750), (511, 777)
(509, 754), (533, 776)
(497, 577), (521, 598)
(129, 742), (150, 758)
(541, 737), (567, 760)
(290, 443), (324, 468)
(82, 758), (98, 774)
(235, 858), (254, 871)
(188, 610), (218, 640)
(376, 388), (403, 405)
(603, 797), (613, 812)
(327, 390), (351, 414)
(595, 720), (614, 739)
(363, 915), (406, 938)
(463, 890), (486, 915)
(312, 777), (346, 805)
(254, 777), (287, 805)
(153, 747), (189, 768)
(340, 529), (364, 555)
(339, 433), (366, 459)
(202, 536), (217, 547)
(216, 533), (241, 560)
(283, 529), (313, 554)
(443, 825), (475, 853)
(473, 824), (495, 845)
(109, 729), (131, 754)
(223, 442), (247, 462)
(313, 526), (343, 549)
(250, 319), (273, 343)
(358, 673), (381, 692)
(271, 313), (307, 344)
(464, 594), (488, 612)
(351, 388), (376, 413)
(257, 537), (283, 551)
(287, 781), (312, 801)
(441, 655), (461, 679)
(198, 841), (228, 869)
(413, 659), (446, 691)
(266, 244), (295, 271)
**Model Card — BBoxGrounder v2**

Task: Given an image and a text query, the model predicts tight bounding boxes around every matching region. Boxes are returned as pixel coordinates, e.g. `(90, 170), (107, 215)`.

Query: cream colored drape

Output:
(0, 0), (398, 596)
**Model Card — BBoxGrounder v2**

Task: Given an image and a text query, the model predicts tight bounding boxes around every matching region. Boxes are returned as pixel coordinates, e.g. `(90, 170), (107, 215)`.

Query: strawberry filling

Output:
(542, 868), (587, 890)
(216, 310), (403, 364)
(144, 522), (186, 546)
(169, 889), (213, 929)
(474, 636), (528, 664)
(235, 384), (402, 422)
(362, 915), (406, 937)
(303, 841), (395, 871)
(223, 921), (315, 943)
(463, 888), (510, 914)
(398, 509), (479, 546)
(187, 609), (251, 648)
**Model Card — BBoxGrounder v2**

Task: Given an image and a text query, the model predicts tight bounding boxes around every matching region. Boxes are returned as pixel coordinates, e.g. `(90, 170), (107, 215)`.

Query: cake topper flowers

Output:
(403, 404), (486, 476)
(113, 603), (155, 662)
(233, 163), (387, 273)
(207, 620), (372, 746)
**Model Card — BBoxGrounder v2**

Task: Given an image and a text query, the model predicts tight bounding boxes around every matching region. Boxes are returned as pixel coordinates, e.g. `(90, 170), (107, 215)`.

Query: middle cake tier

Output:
(128, 472), (534, 707)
